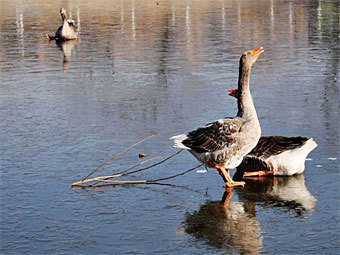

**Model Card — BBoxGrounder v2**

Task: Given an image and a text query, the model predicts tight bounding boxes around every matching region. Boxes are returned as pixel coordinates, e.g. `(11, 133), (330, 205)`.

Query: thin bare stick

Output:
(73, 156), (162, 186)
(72, 163), (204, 187)
(120, 149), (183, 177)
(147, 163), (204, 183)
(94, 150), (183, 184)
(72, 179), (147, 188)
(75, 150), (184, 187)
(82, 132), (159, 181)
(92, 179), (147, 184)
(91, 156), (162, 186)
(115, 156), (162, 175)
(76, 182), (180, 189)
(72, 174), (123, 186)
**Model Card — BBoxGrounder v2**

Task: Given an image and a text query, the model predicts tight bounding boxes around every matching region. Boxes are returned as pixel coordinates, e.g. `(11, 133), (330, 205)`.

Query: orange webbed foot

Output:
(243, 169), (278, 177)
(225, 181), (246, 188)
(46, 34), (56, 41)
(207, 161), (246, 188)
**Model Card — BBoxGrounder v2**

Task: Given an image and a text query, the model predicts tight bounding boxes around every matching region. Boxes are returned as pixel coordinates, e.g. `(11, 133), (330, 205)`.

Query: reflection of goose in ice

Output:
(55, 40), (78, 71)
(182, 191), (263, 254)
(236, 175), (317, 213)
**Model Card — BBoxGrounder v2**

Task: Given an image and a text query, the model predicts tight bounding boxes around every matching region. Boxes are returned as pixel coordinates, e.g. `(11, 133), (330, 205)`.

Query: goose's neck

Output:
(61, 14), (68, 24)
(236, 63), (257, 120)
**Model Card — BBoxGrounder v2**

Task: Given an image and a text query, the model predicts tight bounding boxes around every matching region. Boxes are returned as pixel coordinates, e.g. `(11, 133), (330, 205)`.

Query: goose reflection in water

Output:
(182, 175), (317, 253)
(54, 39), (78, 71)
(236, 174), (317, 214)
(182, 190), (263, 255)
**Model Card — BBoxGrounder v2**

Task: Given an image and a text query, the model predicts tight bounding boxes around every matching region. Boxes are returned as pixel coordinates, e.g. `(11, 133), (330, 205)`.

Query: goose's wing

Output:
(67, 19), (77, 31)
(55, 25), (63, 38)
(68, 23), (77, 32)
(248, 136), (309, 158)
(182, 118), (242, 153)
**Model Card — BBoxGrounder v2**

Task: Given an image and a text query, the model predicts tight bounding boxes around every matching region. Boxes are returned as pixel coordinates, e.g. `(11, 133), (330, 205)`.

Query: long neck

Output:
(236, 61), (257, 120)
(61, 14), (67, 24)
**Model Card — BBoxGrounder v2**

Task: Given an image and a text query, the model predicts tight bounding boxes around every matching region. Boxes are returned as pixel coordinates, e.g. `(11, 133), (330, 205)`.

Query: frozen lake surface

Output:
(1, 0), (339, 254)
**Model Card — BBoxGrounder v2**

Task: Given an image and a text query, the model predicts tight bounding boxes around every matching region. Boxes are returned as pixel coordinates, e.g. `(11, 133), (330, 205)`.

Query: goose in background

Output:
(171, 47), (264, 187)
(46, 8), (78, 41)
(228, 88), (317, 177)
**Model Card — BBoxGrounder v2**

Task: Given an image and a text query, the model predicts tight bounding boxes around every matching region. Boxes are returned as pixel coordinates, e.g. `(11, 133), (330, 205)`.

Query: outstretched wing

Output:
(182, 118), (242, 153)
(248, 136), (308, 158)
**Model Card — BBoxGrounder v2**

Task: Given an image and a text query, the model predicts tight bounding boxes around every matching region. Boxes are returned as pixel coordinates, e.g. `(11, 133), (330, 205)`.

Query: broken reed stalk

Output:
(72, 163), (204, 188)
(72, 150), (184, 187)
(117, 149), (184, 177)
(90, 179), (147, 184)
(115, 156), (162, 175)
(72, 174), (124, 186)
(81, 132), (159, 181)
(89, 150), (183, 186)
(90, 156), (162, 186)
(147, 163), (204, 183)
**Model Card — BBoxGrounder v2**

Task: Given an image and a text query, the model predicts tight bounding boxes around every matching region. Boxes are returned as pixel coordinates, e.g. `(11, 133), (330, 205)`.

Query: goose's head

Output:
(60, 8), (67, 20)
(240, 47), (264, 67)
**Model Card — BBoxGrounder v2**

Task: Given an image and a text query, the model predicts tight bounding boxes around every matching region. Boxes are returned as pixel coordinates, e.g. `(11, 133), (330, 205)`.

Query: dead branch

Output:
(81, 132), (159, 181)
(71, 163), (203, 188)
(147, 163), (203, 183)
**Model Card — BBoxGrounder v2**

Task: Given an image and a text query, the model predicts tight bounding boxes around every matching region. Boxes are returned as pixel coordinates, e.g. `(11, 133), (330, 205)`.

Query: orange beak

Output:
(250, 47), (264, 59)
(228, 88), (238, 98)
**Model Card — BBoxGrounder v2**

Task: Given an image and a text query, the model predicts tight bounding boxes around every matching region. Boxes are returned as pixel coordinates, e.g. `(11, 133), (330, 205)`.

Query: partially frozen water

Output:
(1, 0), (339, 254)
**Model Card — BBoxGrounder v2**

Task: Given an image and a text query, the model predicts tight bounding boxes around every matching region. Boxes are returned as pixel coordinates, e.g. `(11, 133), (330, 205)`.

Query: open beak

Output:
(228, 88), (238, 98)
(250, 47), (264, 59)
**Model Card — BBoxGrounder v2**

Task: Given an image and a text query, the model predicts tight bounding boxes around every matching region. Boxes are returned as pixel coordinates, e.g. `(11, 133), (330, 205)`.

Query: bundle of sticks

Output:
(71, 133), (203, 188)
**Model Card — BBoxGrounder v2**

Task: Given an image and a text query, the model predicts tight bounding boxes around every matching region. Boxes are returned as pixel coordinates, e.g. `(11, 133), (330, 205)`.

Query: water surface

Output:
(1, 0), (339, 254)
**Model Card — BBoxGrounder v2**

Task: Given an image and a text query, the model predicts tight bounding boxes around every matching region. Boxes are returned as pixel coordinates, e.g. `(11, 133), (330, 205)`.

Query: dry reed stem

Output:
(71, 163), (203, 188)
(72, 174), (122, 186)
(81, 132), (159, 181)
(72, 178), (146, 187)
(74, 151), (182, 187)
(115, 156), (162, 176)
(91, 179), (147, 184)
(72, 132), (200, 188)
(90, 156), (162, 186)
(72, 179), (147, 188)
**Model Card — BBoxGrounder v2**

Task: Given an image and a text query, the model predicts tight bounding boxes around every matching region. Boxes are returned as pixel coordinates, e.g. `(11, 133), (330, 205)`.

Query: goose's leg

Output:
(208, 161), (245, 187)
(220, 189), (234, 212)
(244, 176), (279, 185)
(225, 172), (246, 187)
(243, 168), (278, 177)
(215, 164), (228, 183)
(46, 34), (56, 40)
